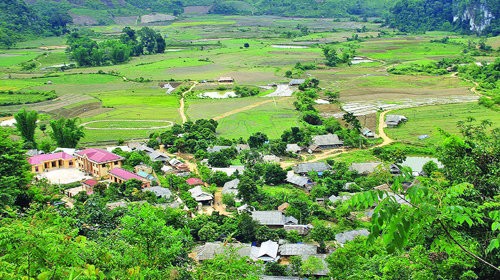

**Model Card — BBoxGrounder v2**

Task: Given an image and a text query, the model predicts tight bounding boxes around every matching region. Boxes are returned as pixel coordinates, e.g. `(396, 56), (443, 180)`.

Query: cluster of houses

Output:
(26, 143), (205, 205)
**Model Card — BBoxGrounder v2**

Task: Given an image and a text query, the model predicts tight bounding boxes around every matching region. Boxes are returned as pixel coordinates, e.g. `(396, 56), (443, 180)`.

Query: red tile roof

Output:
(76, 148), (122, 164)
(82, 179), (98, 187)
(28, 152), (74, 165)
(109, 168), (145, 181)
(186, 178), (204, 186)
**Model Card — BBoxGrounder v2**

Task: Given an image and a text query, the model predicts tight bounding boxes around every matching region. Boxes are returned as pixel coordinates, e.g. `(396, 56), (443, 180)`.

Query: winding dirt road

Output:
(179, 82), (198, 123)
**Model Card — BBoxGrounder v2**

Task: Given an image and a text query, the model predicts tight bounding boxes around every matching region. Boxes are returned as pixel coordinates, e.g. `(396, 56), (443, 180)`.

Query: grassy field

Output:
(386, 103), (500, 147)
(215, 97), (300, 139)
(1, 15), (495, 145)
(0, 91), (56, 105)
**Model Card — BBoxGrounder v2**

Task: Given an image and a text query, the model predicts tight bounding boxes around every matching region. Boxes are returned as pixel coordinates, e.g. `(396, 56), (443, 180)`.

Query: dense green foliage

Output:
(0, 90), (57, 106)
(0, 130), (32, 207)
(335, 120), (500, 278)
(66, 27), (165, 67)
(49, 117), (85, 148)
(388, 0), (500, 34)
(0, 0), (71, 47)
(14, 109), (38, 148)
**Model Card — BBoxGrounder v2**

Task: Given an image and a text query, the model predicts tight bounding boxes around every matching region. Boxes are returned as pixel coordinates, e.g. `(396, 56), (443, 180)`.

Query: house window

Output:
(102, 164), (105, 167)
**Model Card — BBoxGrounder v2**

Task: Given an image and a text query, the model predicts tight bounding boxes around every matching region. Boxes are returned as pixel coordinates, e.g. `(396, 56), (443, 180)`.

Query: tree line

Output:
(66, 27), (166, 67)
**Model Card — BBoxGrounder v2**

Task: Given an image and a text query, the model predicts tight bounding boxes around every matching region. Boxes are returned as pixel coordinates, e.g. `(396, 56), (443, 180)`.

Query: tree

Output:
(325, 90), (340, 103)
(322, 45), (341, 66)
(49, 117), (85, 148)
(303, 111), (322, 125)
(265, 262), (287, 276)
(248, 132), (268, 149)
(302, 255), (325, 276)
(422, 160), (439, 176)
(237, 213), (258, 243)
(208, 151), (231, 167)
(342, 112), (361, 130)
(195, 247), (261, 279)
(120, 204), (192, 268)
(198, 222), (219, 242)
(237, 175), (260, 203)
(263, 164), (287, 185)
(0, 130), (32, 207)
(14, 108), (38, 147)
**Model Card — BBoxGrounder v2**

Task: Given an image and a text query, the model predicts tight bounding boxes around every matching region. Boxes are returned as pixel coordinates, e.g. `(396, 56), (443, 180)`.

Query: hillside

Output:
(388, 0), (500, 35)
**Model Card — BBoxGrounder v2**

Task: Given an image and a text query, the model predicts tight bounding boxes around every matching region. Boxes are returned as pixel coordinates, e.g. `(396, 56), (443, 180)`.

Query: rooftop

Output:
(109, 168), (145, 181)
(349, 162), (383, 175)
(142, 186), (172, 199)
(279, 243), (317, 256)
(222, 179), (240, 195)
(28, 152), (74, 165)
(252, 211), (297, 226)
(76, 148), (123, 164)
(82, 179), (98, 187)
(293, 162), (331, 174)
(186, 178), (204, 186)
(311, 134), (343, 146)
(335, 229), (370, 244)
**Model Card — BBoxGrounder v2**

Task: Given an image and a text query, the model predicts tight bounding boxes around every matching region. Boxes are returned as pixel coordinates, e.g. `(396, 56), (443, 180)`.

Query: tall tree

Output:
(14, 108), (38, 147)
(49, 117), (85, 148)
(0, 130), (32, 207)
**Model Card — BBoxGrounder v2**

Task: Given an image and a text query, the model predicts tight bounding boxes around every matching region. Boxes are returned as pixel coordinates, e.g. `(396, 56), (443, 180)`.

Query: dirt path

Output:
(213, 188), (231, 216)
(212, 99), (274, 121)
(179, 82), (198, 123)
(377, 110), (394, 147)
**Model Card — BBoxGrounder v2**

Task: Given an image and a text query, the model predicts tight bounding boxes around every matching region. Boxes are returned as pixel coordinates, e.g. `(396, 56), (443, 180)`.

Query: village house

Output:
(28, 152), (75, 173)
(310, 134), (343, 150)
(236, 144), (250, 153)
(289, 79), (305, 86)
(262, 155), (281, 163)
(211, 165), (245, 176)
(186, 177), (204, 186)
(135, 144), (155, 154)
(142, 186), (172, 200)
(65, 185), (93, 198)
(284, 224), (313, 235)
(286, 171), (316, 191)
(251, 211), (298, 228)
(222, 179), (240, 197)
(286, 144), (303, 154)
(335, 229), (370, 245)
(349, 162), (383, 175)
(108, 167), (151, 188)
(75, 148), (123, 178)
(149, 150), (170, 162)
(218, 76), (234, 83)
(188, 185), (214, 204)
(361, 127), (375, 138)
(206, 145), (232, 153)
(193, 242), (252, 262)
(385, 114), (408, 127)
(278, 243), (317, 258)
(106, 145), (132, 153)
(255, 240), (280, 262)
(292, 162), (331, 176)
(82, 179), (99, 192)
